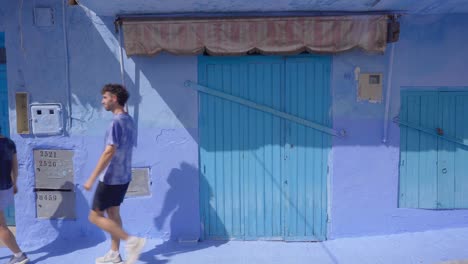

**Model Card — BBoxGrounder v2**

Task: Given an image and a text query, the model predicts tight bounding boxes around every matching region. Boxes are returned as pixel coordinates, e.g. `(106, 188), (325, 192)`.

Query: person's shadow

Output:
(139, 163), (227, 264)
(23, 181), (106, 263)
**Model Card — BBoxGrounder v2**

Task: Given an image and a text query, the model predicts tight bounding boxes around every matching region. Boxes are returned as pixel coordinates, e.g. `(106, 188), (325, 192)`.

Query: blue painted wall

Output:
(330, 14), (468, 238)
(1, 0), (468, 247)
(76, 0), (468, 16)
(0, 0), (199, 248)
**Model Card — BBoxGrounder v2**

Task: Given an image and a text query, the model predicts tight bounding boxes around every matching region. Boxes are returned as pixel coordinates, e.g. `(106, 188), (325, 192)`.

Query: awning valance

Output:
(121, 15), (388, 56)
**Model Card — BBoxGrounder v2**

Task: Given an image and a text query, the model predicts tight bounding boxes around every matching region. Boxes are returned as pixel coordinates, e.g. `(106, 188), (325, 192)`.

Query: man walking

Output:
(0, 131), (29, 264)
(84, 84), (145, 264)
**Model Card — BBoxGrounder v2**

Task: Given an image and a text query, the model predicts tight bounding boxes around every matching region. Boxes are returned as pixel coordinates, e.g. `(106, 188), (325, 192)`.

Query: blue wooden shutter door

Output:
(437, 92), (468, 208)
(399, 91), (439, 208)
(399, 90), (468, 209)
(199, 55), (331, 241)
(283, 57), (330, 241)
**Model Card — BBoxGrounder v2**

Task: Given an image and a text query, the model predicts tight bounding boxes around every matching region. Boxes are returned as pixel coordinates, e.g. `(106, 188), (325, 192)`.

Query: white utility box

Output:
(31, 103), (63, 136)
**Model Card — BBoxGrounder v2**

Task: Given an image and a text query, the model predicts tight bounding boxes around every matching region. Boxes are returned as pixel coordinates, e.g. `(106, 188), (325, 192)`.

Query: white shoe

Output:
(6, 253), (29, 264)
(95, 250), (124, 264)
(125, 236), (146, 264)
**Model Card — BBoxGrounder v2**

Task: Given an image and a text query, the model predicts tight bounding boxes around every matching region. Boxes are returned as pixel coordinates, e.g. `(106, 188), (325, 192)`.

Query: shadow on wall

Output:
(129, 55), (199, 142)
(67, 6), (325, 248)
(57, 7), (145, 137)
(62, 5), (452, 153)
(135, 51), (400, 151)
(16, 181), (105, 264)
(66, 6), (198, 143)
(8, 3), (468, 153)
(65, 7), (199, 143)
(140, 163), (227, 264)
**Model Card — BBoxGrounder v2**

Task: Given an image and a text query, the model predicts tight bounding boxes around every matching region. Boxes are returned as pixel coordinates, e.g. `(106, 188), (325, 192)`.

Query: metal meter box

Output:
(36, 191), (75, 219)
(34, 149), (74, 190)
(31, 103), (63, 135)
(33, 7), (54, 27)
(126, 168), (151, 198)
(358, 73), (383, 103)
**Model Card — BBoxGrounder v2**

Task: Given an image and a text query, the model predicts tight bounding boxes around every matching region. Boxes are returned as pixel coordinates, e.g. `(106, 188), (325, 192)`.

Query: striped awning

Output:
(121, 15), (388, 56)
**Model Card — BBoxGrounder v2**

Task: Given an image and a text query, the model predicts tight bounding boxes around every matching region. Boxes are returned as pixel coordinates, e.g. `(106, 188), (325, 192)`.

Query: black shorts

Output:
(92, 181), (130, 211)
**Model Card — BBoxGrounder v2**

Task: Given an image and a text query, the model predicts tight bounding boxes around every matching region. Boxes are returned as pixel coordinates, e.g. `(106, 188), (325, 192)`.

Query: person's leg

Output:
(0, 211), (21, 253)
(106, 206), (122, 251)
(88, 209), (129, 241)
(90, 182), (145, 264)
(94, 208), (124, 263)
(90, 182), (129, 242)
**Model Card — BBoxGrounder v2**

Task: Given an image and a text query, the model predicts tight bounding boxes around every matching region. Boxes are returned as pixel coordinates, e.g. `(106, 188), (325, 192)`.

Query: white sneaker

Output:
(95, 250), (124, 264)
(125, 236), (146, 264)
(7, 253), (29, 264)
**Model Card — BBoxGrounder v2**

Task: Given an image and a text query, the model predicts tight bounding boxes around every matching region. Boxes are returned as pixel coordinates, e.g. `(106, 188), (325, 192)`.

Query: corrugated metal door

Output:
(0, 32), (15, 225)
(399, 91), (468, 209)
(198, 55), (331, 241)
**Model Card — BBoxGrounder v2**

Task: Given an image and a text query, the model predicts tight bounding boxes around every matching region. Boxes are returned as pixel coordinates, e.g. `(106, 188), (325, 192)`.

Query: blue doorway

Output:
(399, 90), (468, 209)
(198, 55), (331, 241)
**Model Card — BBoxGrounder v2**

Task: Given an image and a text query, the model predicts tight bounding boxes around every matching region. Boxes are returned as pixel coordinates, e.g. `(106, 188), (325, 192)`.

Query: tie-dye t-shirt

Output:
(98, 113), (135, 185)
(0, 137), (16, 190)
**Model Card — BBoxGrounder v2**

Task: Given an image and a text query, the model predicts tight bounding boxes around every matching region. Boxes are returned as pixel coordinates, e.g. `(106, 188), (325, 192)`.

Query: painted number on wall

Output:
(39, 150), (57, 158)
(33, 149), (74, 184)
(37, 151), (58, 167)
(37, 194), (58, 201)
(38, 160), (57, 167)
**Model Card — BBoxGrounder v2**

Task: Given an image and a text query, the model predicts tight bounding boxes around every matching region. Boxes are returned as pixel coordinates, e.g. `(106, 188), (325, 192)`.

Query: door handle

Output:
(436, 127), (444, 136)
(442, 168), (447, 174)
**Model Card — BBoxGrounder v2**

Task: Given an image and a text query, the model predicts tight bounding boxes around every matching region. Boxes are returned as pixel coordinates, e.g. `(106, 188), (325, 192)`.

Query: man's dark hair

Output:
(101, 83), (130, 106)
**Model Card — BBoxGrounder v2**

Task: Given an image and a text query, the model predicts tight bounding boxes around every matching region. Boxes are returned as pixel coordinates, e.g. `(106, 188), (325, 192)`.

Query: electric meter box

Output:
(358, 73), (383, 103)
(31, 103), (63, 135)
(126, 168), (151, 198)
(34, 149), (74, 190)
(36, 191), (76, 219)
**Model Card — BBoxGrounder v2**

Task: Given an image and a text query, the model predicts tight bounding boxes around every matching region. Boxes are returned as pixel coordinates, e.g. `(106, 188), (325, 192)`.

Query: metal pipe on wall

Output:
(62, 0), (73, 131)
(117, 23), (128, 112)
(382, 42), (395, 143)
